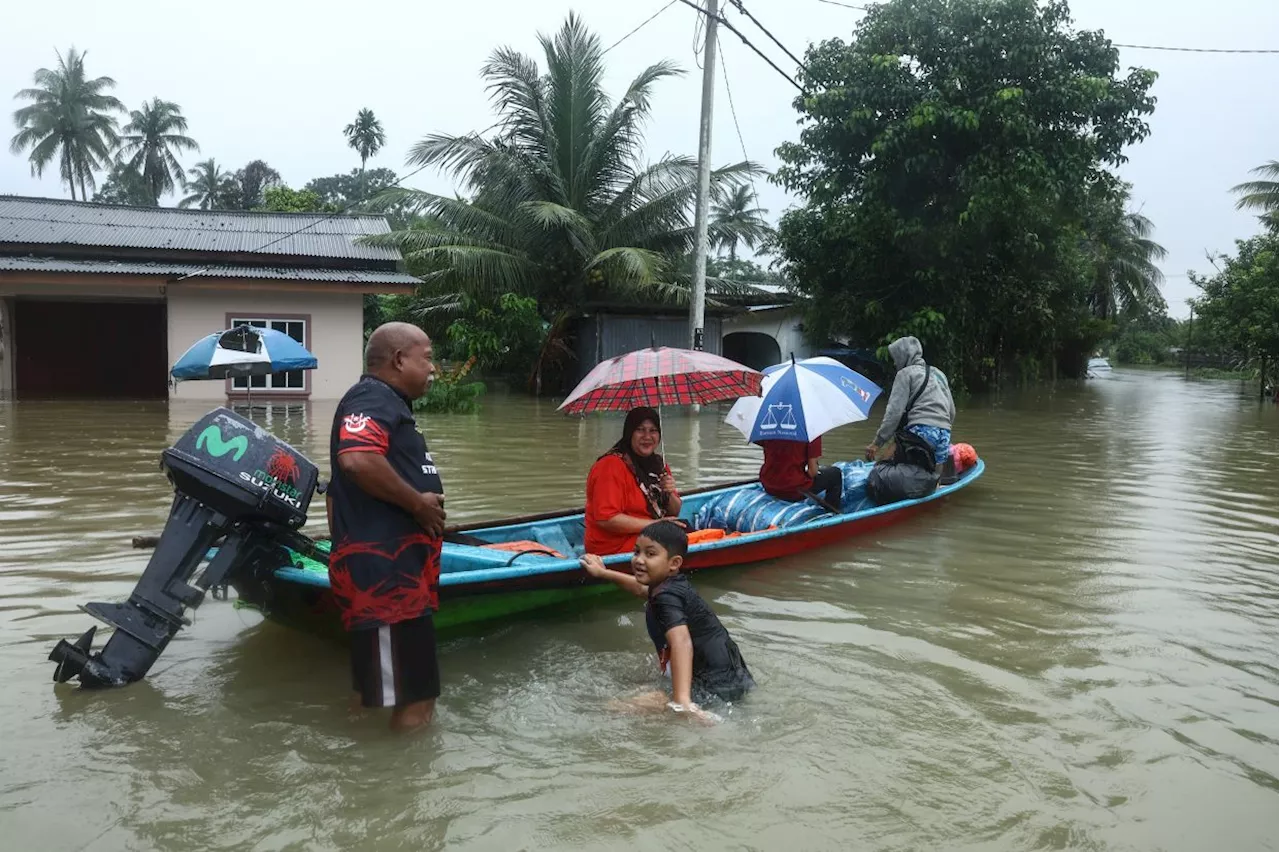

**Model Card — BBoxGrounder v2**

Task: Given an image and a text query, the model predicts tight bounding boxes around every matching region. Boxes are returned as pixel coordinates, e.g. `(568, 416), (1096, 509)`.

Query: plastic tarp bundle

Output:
(695, 462), (873, 533)
(830, 461), (873, 510)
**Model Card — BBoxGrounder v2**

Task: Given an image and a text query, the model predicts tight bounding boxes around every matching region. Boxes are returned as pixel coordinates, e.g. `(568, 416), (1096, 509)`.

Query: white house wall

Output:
(722, 307), (810, 363)
(167, 287), (364, 400)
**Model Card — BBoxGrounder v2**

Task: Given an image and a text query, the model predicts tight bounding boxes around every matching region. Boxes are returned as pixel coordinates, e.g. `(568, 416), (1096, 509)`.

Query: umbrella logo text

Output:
(196, 425), (248, 462)
(760, 403), (798, 432)
(841, 377), (872, 403)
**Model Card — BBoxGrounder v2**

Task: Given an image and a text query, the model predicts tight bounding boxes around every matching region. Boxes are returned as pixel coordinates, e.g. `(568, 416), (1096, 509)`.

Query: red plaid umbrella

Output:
(558, 346), (762, 415)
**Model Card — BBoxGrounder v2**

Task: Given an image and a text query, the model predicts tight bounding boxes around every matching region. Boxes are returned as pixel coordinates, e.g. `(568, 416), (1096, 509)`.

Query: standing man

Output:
(327, 322), (446, 732)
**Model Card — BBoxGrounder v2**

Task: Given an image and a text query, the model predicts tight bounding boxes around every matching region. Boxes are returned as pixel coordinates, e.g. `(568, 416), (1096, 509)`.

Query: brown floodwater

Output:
(0, 370), (1276, 851)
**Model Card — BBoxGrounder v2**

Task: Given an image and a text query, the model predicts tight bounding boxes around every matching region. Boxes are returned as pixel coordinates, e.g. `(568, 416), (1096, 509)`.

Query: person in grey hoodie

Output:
(865, 336), (956, 466)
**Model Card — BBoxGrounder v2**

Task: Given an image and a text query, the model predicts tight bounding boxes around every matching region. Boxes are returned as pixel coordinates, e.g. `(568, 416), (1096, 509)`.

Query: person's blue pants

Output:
(906, 424), (951, 466)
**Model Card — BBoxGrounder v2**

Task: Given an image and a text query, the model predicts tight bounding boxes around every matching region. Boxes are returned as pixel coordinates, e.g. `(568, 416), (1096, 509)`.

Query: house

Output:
(0, 195), (418, 401)
(571, 283), (812, 383)
(720, 283), (811, 370)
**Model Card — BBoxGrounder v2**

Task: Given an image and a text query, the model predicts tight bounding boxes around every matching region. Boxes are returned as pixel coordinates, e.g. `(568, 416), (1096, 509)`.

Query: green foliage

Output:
(306, 167), (398, 206)
(412, 358), (486, 414)
(1187, 366), (1258, 382)
(711, 184), (775, 261)
(1230, 160), (1279, 233)
(221, 159), (282, 210)
(92, 162), (154, 206)
(10, 47), (125, 201)
(258, 185), (338, 213)
(412, 379), (487, 414)
(179, 158), (235, 209)
(1109, 314), (1183, 365)
(360, 13), (765, 316)
(1189, 232), (1279, 379)
(118, 98), (199, 204)
(772, 0), (1157, 389)
(445, 293), (547, 376)
(1082, 185), (1168, 319)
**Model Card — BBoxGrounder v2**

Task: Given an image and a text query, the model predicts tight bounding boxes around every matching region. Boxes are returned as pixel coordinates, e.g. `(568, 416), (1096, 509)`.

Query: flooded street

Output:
(0, 370), (1275, 851)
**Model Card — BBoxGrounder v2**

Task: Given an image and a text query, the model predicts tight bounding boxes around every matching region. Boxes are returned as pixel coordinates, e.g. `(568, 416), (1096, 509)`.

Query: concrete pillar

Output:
(0, 297), (14, 400)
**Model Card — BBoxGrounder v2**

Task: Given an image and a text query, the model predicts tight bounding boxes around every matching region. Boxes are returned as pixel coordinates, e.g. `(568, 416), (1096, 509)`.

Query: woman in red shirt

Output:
(584, 407), (683, 555)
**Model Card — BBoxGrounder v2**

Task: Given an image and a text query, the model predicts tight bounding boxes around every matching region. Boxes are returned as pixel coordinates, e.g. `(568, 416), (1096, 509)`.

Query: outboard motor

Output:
(49, 408), (321, 688)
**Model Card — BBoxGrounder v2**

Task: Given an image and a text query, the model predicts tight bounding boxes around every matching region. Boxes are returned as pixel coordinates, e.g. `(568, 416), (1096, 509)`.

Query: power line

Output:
(727, 0), (810, 77)
(172, 160), (436, 282)
(1114, 43), (1278, 54)
(674, 0), (806, 92)
(815, 0), (870, 9)
(693, 2), (707, 69)
(719, 48), (760, 202)
(604, 0), (679, 54)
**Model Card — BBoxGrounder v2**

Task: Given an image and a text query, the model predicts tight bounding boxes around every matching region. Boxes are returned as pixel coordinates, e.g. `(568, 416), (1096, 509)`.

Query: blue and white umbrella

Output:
(725, 356), (883, 444)
(171, 325), (317, 382)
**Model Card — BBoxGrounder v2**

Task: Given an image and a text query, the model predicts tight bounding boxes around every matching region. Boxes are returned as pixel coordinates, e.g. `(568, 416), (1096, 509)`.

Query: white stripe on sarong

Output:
(378, 624), (397, 706)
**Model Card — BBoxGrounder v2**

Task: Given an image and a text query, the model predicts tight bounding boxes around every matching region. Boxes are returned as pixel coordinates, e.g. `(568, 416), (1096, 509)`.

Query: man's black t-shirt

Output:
(645, 574), (755, 702)
(328, 375), (444, 631)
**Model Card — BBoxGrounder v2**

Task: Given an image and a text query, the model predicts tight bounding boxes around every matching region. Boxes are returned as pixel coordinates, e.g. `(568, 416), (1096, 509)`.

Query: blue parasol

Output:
(171, 325), (317, 382)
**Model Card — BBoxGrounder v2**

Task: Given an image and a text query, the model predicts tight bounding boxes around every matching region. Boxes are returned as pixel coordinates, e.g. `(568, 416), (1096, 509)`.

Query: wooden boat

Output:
(233, 459), (985, 640)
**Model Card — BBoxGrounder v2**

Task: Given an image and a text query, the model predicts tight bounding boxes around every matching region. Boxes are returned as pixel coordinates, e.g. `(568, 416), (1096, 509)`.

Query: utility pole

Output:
(688, 0), (719, 351)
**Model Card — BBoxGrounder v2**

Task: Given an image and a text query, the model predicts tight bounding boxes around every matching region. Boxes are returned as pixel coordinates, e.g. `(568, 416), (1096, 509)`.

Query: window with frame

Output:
(228, 317), (307, 391)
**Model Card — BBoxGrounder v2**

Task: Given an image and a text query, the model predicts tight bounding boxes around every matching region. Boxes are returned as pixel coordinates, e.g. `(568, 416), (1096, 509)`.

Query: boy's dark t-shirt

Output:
(327, 374), (444, 631)
(645, 574), (755, 702)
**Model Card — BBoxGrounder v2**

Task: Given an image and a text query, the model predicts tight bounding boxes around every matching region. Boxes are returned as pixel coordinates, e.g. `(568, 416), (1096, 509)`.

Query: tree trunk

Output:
(64, 148), (76, 201)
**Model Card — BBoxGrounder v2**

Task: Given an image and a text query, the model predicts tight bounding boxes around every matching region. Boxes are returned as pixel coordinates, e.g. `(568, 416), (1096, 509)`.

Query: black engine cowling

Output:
(49, 408), (321, 688)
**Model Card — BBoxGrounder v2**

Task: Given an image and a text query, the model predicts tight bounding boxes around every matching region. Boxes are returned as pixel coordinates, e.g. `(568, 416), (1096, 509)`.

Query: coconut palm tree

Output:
(118, 98), (199, 205)
(1231, 160), (1278, 232)
(1085, 189), (1168, 319)
(10, 47), (125, 201)
(711, 184), (773, 261)
(364, 13), (762, 313)
(179, 158), (235, 209)
(344, 108), (386, 173)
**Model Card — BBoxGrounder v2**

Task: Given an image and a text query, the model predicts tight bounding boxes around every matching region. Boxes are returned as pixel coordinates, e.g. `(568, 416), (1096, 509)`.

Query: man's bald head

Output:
(364, 322), (435, 399)
(365, 322), (430, 371)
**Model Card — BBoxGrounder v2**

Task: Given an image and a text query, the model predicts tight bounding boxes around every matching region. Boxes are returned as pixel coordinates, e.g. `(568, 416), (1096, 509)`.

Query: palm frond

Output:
(1231, 160), (1279, 212)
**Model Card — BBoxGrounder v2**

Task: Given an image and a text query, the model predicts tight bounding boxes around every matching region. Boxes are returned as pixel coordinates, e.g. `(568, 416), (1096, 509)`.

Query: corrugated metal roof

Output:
(0, 195), (402, 261)
(0, 255), (419, 287)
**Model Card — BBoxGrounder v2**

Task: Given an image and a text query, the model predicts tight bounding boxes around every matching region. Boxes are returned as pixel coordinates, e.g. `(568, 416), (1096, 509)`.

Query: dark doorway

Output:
(722, 331), (782, 371)
(14, 300), (168, 399)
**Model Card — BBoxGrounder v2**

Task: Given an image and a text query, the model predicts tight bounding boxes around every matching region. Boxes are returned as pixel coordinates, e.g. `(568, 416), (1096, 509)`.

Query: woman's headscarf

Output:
(601, 406), (668, 518)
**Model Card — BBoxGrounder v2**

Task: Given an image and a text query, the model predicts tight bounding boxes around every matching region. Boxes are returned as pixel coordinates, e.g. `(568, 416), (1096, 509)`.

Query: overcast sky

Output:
(2, 0), (1276, 317)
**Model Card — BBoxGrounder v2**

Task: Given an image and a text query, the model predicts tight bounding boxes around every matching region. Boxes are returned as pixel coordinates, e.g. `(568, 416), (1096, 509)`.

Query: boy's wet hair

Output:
(639, 520), (688, 559)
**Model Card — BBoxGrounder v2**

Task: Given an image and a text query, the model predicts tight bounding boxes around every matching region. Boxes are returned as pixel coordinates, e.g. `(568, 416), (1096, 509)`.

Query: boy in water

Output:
(580, 520), (755, 720)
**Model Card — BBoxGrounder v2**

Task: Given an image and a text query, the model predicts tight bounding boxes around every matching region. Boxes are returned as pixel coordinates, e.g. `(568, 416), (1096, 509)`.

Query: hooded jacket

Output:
(872, 336), (956, 448)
